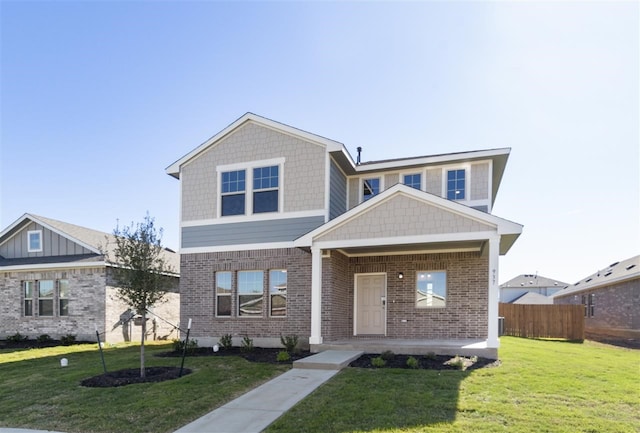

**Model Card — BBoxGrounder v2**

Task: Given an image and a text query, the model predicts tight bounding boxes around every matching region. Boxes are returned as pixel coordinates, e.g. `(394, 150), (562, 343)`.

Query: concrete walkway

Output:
(174, 350), (362, 433)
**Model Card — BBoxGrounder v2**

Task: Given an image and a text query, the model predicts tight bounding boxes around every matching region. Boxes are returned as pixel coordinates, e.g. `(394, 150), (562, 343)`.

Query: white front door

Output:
(355, 274), (386, 335)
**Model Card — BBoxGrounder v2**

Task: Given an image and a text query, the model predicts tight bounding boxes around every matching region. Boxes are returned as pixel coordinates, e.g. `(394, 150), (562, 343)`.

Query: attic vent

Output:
(609, 261), (620, 267)
(626, 264), (636, 271)
(604, 272), (612, 277)
(585, 278), (592, 282)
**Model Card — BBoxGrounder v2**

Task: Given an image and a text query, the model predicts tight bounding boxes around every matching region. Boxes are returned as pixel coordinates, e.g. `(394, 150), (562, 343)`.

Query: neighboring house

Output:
(0, 214), (180, 343)
(166, 113), (523, 358)
(509, 292), (553, 305)
(500, 274), (568, 303)
(553, 255), (639, 347)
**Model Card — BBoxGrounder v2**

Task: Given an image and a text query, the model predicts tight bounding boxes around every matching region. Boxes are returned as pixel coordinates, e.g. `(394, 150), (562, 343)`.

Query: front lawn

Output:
(0, 342), (290, 433)
(267, 337), (639, 433)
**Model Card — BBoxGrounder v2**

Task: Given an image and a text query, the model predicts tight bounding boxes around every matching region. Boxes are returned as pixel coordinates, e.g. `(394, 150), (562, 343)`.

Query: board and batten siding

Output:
(329, 159), (347, 220)
(0, 222), (93, 259)
(182, 216), (325, 248)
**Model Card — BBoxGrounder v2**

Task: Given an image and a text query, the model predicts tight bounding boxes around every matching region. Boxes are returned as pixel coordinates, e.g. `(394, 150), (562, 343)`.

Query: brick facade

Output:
(182, 248), (489, 347)
(554, 278), (639, 346)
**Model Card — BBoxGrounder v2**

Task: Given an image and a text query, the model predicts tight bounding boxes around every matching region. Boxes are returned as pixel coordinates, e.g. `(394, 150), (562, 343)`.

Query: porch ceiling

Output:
(335, 239), (485, 256)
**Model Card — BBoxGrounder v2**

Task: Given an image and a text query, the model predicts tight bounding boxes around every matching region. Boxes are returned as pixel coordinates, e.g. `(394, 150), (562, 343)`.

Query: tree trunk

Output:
(140, 311), (146, 378)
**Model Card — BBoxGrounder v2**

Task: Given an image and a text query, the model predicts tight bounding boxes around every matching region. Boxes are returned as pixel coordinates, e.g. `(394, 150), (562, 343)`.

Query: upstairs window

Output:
(28, 230), (42, 252)
(253, 166), (279, 213)
(403, 173), (422, 190)
(447, 169), (466, 200)
(363, 178), (380, 201)
(221, 170), (246, 216)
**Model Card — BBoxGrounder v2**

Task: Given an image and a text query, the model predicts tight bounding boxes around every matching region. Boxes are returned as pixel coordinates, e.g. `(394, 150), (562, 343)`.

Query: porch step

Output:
(293, 350), (363, 370)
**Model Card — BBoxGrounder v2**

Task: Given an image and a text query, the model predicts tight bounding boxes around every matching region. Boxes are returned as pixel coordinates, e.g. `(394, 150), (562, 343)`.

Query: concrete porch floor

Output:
(312, 338), (498, 359)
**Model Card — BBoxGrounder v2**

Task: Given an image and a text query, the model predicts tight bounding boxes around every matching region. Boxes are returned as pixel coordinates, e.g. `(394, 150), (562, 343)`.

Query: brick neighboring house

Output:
(553, 255), (639, 347)
(500, 274), (568, 303)
(166, 113), (523, 358)
(0, 214), (180, 343)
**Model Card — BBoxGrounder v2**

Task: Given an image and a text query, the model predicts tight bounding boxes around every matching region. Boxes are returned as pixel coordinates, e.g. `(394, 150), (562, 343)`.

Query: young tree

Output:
(104, 214), (175, 378)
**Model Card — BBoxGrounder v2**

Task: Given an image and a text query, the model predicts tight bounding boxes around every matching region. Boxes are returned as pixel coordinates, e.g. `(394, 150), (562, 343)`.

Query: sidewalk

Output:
(174, 350), (362, 433)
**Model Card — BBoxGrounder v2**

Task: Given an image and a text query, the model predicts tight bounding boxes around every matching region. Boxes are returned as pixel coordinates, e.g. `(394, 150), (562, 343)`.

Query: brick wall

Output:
(0, 267), (107, 341)
(321, 251), (489, 340)
(554, 278), (639, 345)
(180, 248), (312, 346)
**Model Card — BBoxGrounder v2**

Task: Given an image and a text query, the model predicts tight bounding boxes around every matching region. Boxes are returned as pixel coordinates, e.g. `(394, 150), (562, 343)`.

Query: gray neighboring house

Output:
(500, 274), (568, 303)
(166, 112), (524, 359)
(0, 214), (180, 343)
(553, 255), (639, 347)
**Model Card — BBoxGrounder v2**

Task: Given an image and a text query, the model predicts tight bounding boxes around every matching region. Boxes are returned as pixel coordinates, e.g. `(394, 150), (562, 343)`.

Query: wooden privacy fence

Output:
(499, 303), (585, 341)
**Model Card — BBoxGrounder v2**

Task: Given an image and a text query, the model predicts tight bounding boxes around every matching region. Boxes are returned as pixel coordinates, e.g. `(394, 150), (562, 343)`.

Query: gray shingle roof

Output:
(500, 274), (569, 289)
(552, 255), (639, 298)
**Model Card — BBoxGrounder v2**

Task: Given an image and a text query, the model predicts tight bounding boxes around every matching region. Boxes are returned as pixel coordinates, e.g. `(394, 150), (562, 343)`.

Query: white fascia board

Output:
(354, 148), (511, 173)
(165, 113), (346, 178)
(0, 213), (102, 255)
(312, 231), (498, 251)
(0, 261), (106, 272)
(180, 241), (295, 255)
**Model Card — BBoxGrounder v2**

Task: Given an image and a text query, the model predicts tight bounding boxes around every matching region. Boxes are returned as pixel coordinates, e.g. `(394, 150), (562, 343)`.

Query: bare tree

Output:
(104, 214), (175, 378)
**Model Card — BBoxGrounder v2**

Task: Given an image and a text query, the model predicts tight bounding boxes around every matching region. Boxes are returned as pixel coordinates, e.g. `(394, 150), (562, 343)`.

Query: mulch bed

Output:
(81, 366), (192, 388)
(349, 353), (500, 370)
(156, 346), (311, 364)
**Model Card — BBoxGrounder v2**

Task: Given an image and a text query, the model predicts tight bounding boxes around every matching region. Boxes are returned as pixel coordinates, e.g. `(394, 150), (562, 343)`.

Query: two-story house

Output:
(166, 113), (523, 358)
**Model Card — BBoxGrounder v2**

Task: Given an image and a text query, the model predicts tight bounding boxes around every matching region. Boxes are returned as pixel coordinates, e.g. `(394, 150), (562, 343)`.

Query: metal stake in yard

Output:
(95, 324), (107, 374)
(179, 318), (192, 377)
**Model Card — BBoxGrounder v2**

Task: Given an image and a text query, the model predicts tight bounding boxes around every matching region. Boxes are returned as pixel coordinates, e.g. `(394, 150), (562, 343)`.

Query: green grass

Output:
(267, 337), (640, 433)
(0, 341), (289, 433)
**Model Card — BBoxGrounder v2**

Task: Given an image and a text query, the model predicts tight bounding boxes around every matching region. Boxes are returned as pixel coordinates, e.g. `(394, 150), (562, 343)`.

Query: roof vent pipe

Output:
(356, 147), (362, 165)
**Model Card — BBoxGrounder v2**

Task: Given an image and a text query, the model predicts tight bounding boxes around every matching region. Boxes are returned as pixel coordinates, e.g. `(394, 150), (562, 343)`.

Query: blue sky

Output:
(1, 1), (638, 284)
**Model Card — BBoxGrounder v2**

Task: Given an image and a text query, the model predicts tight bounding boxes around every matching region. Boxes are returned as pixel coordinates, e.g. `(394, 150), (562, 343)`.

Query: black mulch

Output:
(349, 353), (500, 370)
(81, 366), (192, 388)
(156, 347), (311, 364)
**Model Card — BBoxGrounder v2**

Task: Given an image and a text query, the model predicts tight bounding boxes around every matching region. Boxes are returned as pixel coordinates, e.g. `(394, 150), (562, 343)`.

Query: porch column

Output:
(309, 247), (323, 345)
(487, 236), (500, 347)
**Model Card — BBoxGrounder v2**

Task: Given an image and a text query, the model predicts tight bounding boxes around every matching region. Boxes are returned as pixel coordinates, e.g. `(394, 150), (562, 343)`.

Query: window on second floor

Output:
(447, 169), (466, 200)
(221, 170), (246, 216)
(403, 173), (422, 190)
(253, 166), (279, 213)
(363, 178), (380, 201)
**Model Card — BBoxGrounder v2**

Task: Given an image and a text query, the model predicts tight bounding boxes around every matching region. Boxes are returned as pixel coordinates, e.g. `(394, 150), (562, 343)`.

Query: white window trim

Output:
(442, 164), (470, 202)
(217, 158), (285, 218)
(401, 171), (424, 190)
(360, 176), (384, 203)
(27, 230), (43, 253)
(415, 270), (447, 309)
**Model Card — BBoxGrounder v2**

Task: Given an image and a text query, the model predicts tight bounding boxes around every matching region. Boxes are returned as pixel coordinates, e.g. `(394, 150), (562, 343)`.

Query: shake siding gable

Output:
(181, 122), (326, 222)
(315, 194), (495, 243)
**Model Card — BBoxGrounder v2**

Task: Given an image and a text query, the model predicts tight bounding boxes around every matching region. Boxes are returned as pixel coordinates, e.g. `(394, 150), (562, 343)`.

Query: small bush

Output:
(240, 335), (254, 352)
(219, 334), (233, 350)
(424, 352), (437, 360)
(7, 332), (28, 343)
(371, 356), (387, 368)
(36, 334), (52, 344)
(60, 334), (76, 346)
(380, 350), (395, 361)
(173, 338), (199, 354)
(276, 351), (291, 362)
(406, 356), (419, 369)
(280, 334), (299, 353)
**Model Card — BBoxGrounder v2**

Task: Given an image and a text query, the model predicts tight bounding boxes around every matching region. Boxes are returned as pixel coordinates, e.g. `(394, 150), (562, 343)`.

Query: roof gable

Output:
(295, 184), (522, 254)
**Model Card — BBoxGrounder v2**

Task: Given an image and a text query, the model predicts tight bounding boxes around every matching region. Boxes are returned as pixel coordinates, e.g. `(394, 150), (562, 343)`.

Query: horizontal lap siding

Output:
(181, 216), (325, 248)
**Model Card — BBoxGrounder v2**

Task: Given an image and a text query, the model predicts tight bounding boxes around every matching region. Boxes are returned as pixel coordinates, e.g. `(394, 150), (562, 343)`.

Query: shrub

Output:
(240, 335), (254, 352)
(406, 356), (419, 369)
(371, 356), (387, 368)
(173, 338), (199, 354)
(380, 350), (395, 361)
(280, 334), (299, 353)
(276, 351), (291, 362)
(60, 334), (76, 346)
(219, 334), (233, 350)
(36, 334), (52, 344)
(7, 332), (28, 343)
(447, 355), (465, 370)
(424, 352), (437, 360)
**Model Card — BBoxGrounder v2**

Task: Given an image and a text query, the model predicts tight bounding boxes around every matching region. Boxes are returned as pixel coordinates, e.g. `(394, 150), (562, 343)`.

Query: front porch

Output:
(313, 338), (498, 359)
